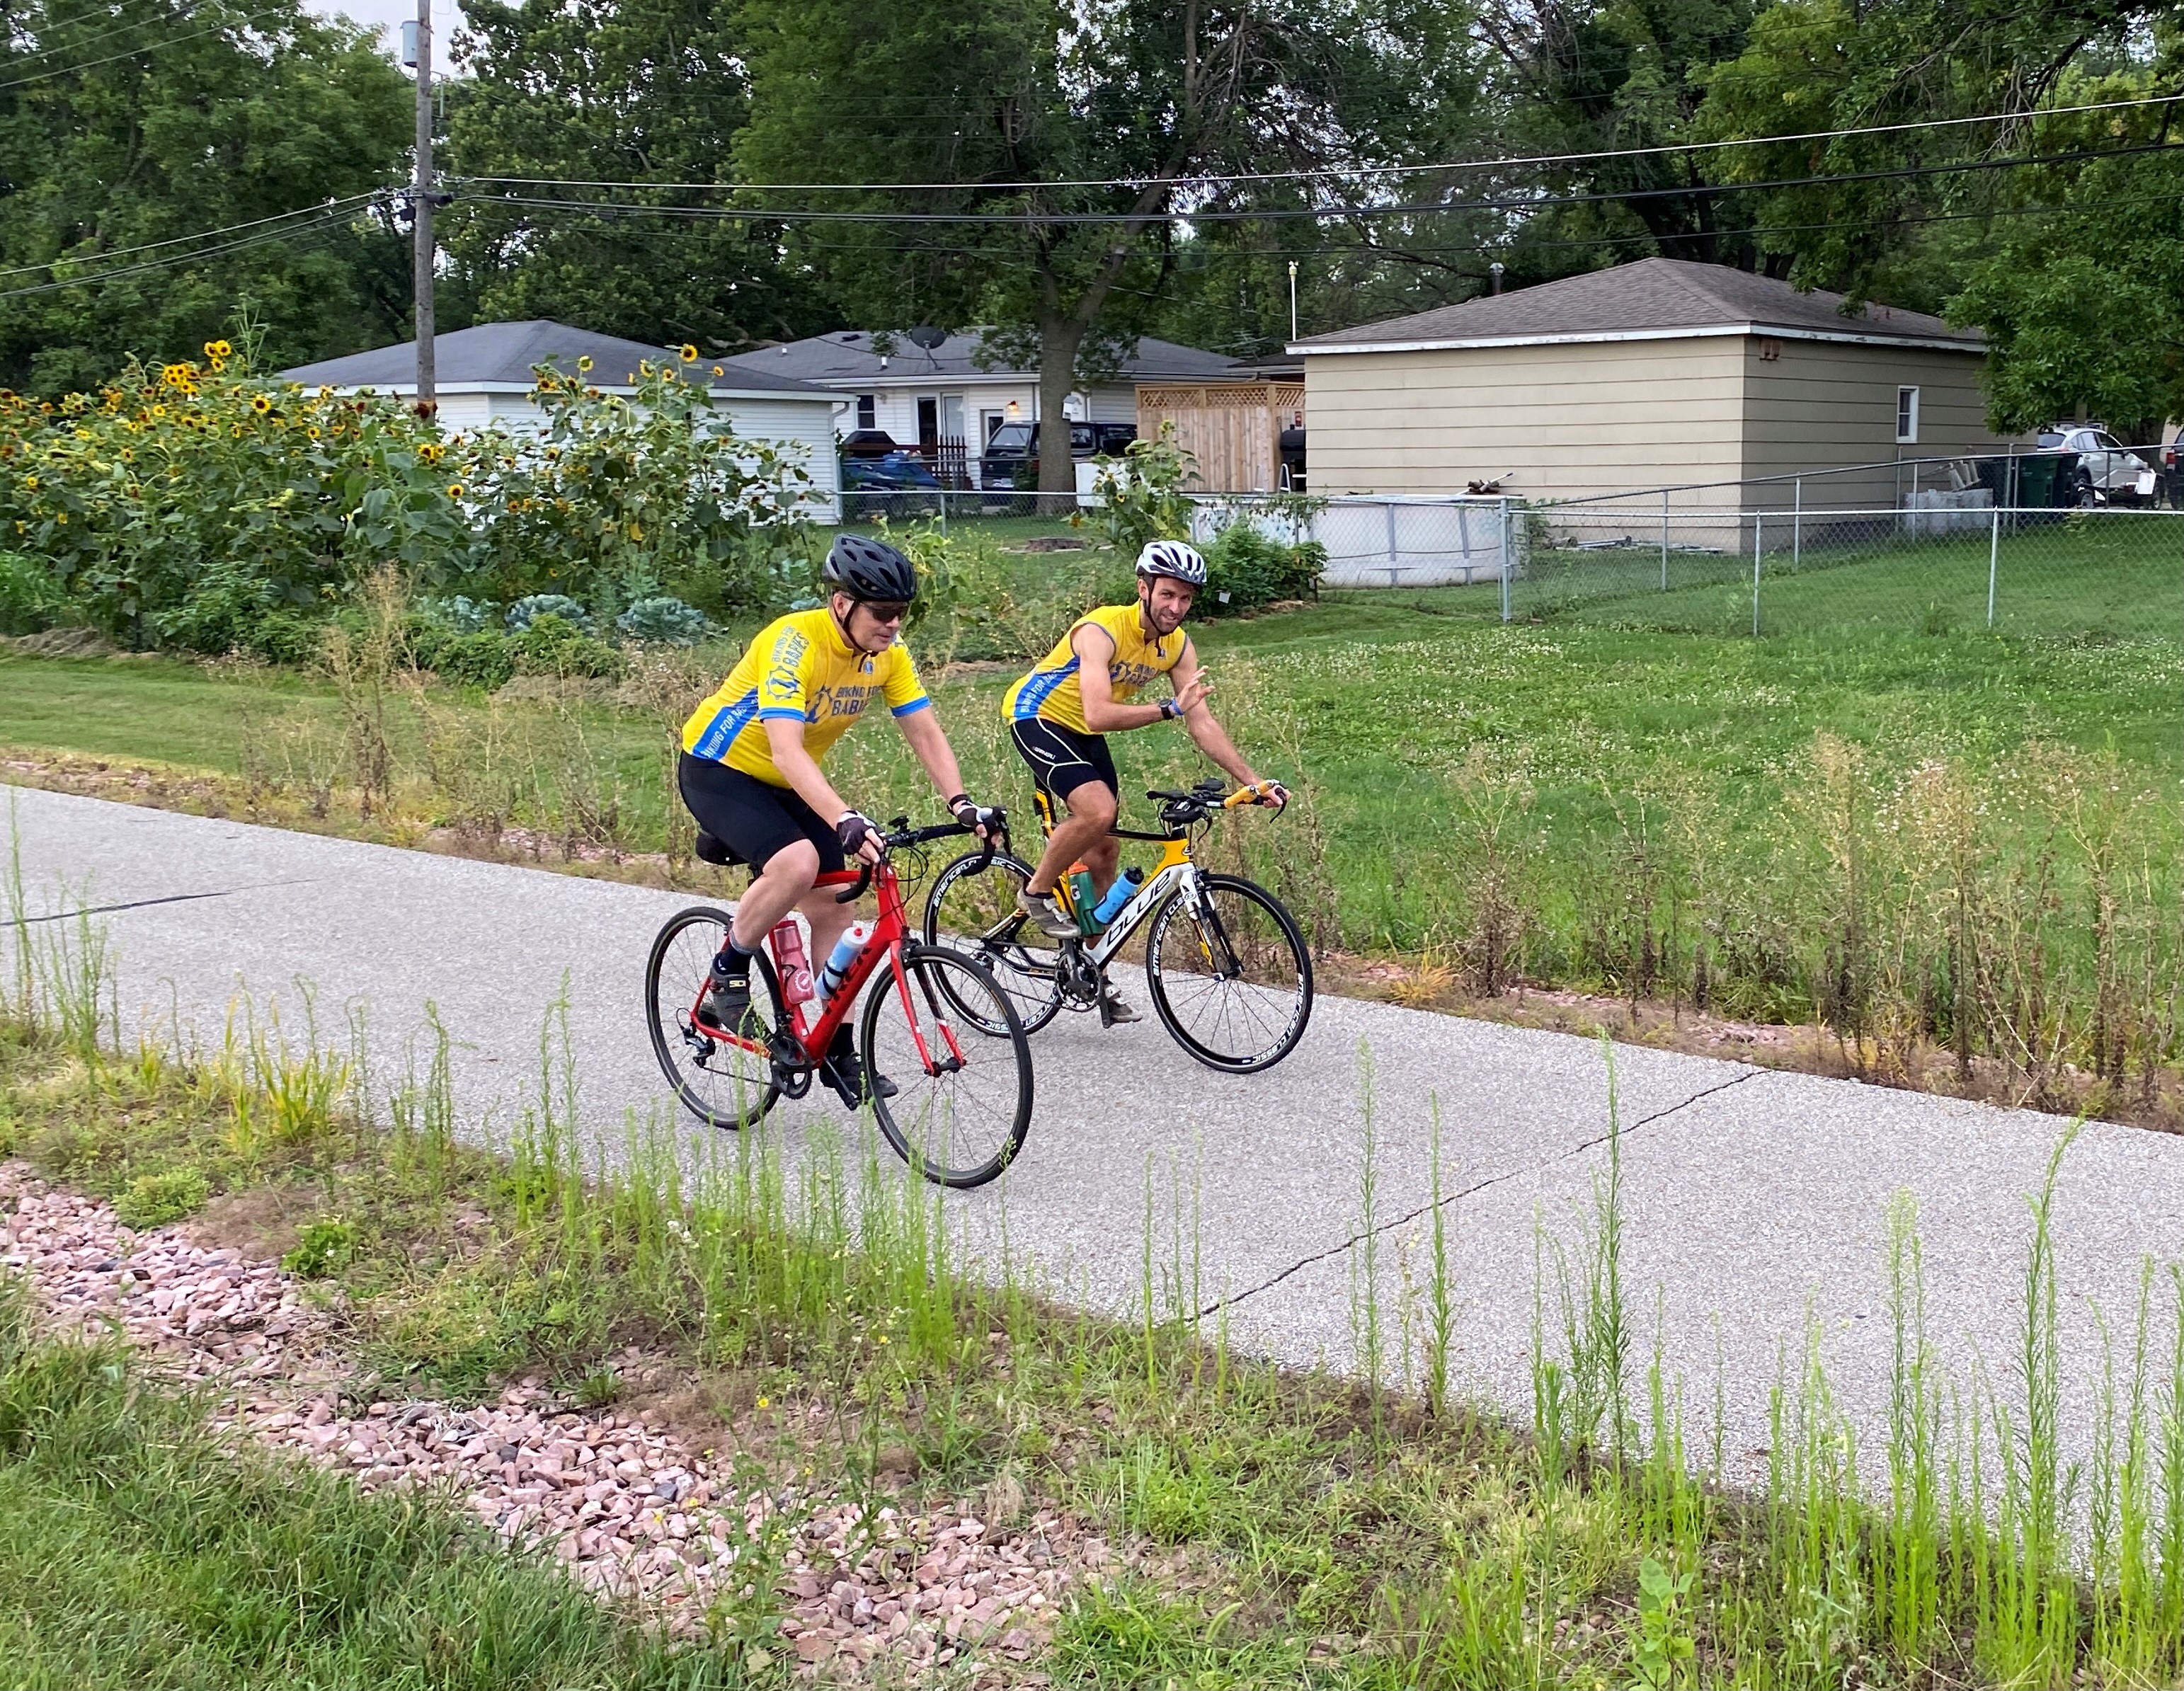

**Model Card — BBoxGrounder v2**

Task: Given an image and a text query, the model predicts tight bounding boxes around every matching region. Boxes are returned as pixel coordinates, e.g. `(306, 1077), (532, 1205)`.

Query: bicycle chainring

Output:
(1057, 947), (1104, 1008)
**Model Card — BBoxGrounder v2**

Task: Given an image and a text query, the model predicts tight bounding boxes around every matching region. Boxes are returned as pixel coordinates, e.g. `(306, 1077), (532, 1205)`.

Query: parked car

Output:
(840, 448), (943, 517)
(2036, 426), (2158, 505)
(978, 420), (1136, 491)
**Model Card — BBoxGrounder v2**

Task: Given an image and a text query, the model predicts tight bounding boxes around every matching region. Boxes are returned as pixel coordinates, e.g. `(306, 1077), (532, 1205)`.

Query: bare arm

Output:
(893, 704), (978, 819)
(1170, 638), (1264, 789)
(1075, 624), (1210, 733)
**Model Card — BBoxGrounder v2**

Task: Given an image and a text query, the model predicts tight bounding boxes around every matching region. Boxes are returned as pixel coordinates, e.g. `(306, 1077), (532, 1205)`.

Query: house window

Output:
(1896, 386), (1920, 445)
(855, 394), (876, 431)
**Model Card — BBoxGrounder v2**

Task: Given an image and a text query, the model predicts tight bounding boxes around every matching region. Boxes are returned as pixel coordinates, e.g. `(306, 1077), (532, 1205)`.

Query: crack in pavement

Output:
(8, 881), (315, 926)
(1196, 1066), (1769, 1319)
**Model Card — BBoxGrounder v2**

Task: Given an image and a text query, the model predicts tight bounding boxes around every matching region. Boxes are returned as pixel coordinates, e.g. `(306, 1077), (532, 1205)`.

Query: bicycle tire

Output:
(1145, 873), (1314, 1074)
(644, 905), (784, 1130)
(859, 944), (1034, 1188)
(920, 849), (1065, 1035)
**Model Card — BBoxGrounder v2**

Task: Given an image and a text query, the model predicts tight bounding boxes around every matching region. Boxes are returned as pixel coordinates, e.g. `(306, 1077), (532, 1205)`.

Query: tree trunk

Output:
(1036, 311), (1087, 515)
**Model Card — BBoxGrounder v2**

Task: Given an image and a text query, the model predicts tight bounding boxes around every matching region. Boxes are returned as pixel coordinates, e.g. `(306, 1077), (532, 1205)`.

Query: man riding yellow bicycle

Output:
(1002, 539), (1288, 1024)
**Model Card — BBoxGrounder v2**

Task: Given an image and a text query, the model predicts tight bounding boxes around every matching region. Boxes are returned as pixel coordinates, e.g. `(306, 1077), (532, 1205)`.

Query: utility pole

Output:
(1287, 260), (1298, 343)
(411, 0), (435, 415)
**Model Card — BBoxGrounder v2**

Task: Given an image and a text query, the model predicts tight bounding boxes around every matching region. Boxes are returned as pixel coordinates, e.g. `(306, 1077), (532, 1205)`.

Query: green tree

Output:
(0, 0), (413, 392)
(442, 0), (835, 352)
(734, 0), (1473, 502)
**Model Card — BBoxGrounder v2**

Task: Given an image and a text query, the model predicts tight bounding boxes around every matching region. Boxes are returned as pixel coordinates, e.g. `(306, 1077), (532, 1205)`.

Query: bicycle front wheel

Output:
(1145, 873), (1314, 1073)
(860, 944), (1033, 1188)
(644, 905), (784, 1130)
(920, 849), (1064, 1034)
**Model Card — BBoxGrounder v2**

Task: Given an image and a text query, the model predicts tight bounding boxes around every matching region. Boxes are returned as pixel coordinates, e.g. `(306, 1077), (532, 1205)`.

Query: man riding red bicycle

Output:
(678, 534), (998, 1108)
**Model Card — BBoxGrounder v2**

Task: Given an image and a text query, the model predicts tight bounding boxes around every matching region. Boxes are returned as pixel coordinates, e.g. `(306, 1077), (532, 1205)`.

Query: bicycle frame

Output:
(690, 861), (962, 1077)
(1026, 785), (1207, 969)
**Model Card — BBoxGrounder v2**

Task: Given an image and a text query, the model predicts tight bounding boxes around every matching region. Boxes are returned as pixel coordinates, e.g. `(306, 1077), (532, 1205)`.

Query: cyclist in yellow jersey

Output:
(679, 534), (997, 1106)
(1003, 539), (1288, 1019)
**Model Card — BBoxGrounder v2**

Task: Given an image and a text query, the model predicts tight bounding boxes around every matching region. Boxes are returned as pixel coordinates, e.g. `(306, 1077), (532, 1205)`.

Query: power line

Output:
(0, 0), (305, 91)
(0, 202), (369, 300)
(452, 90), (2184, 196)
(455, 138), (2184, 227)
(0, 193), (383, 283)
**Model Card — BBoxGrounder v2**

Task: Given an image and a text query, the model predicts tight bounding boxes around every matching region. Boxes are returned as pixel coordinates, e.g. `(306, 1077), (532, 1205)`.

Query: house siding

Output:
(1739, 340), (2008, 509)
(1301, 339), (1751, 506)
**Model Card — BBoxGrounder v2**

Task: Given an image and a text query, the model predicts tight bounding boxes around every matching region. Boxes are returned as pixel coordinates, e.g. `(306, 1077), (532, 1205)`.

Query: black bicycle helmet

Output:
(823, 533), (918, 602)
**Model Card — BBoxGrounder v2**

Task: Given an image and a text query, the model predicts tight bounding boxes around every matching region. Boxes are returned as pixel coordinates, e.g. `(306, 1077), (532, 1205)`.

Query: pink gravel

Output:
(1, 1164), (1087, 1679)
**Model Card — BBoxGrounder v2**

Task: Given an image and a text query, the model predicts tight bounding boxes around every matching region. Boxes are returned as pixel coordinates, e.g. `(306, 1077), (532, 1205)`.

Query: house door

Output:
(916, 397), (940, 450)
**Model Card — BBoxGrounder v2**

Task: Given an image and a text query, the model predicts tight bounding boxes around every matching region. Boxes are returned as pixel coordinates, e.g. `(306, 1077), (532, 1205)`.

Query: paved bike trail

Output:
(10, 783), (2184, 1488)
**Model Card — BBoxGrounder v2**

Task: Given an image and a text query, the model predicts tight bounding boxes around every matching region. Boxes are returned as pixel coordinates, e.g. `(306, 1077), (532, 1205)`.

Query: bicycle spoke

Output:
(1146, 877), (1312, 1072)
(863, 946), (1031, 1188)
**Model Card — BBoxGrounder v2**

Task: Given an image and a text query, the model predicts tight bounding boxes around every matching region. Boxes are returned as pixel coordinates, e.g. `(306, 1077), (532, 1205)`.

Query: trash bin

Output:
(2014, 452), (2059, 509)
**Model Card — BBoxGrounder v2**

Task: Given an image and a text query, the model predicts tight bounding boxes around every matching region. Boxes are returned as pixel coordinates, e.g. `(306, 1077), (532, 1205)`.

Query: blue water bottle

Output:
(1091, 868), (1143, 929)
(818, 924), (870, 1002)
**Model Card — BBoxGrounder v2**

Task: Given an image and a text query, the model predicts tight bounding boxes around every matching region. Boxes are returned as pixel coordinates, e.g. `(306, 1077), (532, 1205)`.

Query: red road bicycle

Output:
(645, 817), (1034, 1188)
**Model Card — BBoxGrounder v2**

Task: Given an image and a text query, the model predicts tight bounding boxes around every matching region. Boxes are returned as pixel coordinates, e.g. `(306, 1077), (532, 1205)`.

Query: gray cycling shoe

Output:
(1016, 887), (1079, 941)
(1099, 991), (1143, 1026)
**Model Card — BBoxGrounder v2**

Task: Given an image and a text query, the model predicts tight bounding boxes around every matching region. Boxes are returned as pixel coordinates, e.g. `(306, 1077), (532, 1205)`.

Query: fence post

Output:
(1986, 502), (2000, 629)
(1385, 498), (1399, 585)
(1793, 476), (1802, 573)
(1499, 498), (1512, 623)
(1751, 510), (1763, 636)
(939, 488), (949, 537)
(1660, 490), (1669, 590)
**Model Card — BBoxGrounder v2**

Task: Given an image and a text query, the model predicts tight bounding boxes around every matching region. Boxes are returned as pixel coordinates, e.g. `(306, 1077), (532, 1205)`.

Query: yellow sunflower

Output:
(251, 394), (272, 415)
(680, 343), (698, 362)
(576, 355), (593, 372)
(306, 426), (321, 439)
(446, 482), (464, 499)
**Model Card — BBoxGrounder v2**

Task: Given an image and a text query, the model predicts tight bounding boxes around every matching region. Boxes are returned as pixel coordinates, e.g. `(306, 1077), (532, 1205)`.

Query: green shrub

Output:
(1199, 522), (1325, 617)
(113, 1167), (210, 1230)
(0, 550), (60, 634)
(510, 612), (622, 679)
(280, 1217), (357, 1279)
(411, 625), (517, 690)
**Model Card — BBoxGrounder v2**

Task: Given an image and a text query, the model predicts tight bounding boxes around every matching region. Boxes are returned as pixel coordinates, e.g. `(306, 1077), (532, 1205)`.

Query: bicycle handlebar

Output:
(1143, 779), (1287, 825)
(832, 811), (1006, 902)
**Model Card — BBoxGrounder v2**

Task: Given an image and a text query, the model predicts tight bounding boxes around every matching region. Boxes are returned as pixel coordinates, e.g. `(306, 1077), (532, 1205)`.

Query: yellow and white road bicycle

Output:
(920, 777), (1313, 1072)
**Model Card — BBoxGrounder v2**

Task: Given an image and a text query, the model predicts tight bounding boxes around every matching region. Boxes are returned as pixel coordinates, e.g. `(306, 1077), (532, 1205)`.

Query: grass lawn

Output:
(0, 1288), (716, 1690)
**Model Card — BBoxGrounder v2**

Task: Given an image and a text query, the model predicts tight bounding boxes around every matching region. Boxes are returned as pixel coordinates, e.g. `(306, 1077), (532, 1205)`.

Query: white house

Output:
(281, 319), (845, 517)
(716, 328), (1242, 468)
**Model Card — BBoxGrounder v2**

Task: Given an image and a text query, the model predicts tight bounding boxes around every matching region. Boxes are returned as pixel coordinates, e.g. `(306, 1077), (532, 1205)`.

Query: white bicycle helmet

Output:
(1136, 539), (1206, 585)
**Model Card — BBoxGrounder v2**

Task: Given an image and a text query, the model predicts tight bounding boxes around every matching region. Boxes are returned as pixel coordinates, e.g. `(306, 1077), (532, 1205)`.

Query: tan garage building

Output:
(1288, 258), (2012, 510)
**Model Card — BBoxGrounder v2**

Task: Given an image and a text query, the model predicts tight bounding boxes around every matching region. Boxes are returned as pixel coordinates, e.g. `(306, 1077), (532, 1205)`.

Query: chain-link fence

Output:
(1509, 504), (2184, 638)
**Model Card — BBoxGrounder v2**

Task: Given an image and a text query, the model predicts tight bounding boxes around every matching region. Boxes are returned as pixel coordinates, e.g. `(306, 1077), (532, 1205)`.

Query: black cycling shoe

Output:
(700, 962), (752, 1033)
(821, 1028), (896, 1108)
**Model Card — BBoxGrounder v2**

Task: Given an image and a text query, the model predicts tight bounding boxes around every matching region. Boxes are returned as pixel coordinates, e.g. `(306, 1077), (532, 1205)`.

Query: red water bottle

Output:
(770, 918), (815, 1006)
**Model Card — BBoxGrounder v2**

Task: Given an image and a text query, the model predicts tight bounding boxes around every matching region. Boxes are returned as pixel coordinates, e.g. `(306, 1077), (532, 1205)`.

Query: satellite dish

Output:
(905, 325), (948, 351)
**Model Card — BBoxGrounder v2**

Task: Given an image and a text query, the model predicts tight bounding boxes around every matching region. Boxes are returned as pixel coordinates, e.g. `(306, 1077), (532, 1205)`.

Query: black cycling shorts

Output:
(1010, 717), (1117, 803)
(678, 752), (847, 875)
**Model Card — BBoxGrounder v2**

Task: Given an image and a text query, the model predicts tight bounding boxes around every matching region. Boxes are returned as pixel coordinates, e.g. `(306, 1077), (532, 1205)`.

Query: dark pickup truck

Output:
(978, 420), (1137, 490)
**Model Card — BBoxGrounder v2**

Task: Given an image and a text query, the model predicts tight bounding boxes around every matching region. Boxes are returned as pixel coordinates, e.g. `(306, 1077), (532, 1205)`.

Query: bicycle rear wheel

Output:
(644, 905), (784, 1130)
(859, 944), (1033, 1188)
(920, 849), (1064, 1034)
(1145, 873), (1313, 1073)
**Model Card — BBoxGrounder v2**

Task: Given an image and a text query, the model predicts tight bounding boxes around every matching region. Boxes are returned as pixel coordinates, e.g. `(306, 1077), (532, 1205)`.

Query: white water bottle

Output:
(818, 923), (871, 1002)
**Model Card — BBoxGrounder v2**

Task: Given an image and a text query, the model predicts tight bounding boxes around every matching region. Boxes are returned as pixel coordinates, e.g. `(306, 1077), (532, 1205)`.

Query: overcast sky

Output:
(311, 0), (463, 62)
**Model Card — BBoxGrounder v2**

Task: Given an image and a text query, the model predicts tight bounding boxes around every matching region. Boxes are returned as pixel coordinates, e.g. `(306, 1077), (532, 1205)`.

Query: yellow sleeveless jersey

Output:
(680, 607), (930, 787)
(1002, 604), (1182, 734)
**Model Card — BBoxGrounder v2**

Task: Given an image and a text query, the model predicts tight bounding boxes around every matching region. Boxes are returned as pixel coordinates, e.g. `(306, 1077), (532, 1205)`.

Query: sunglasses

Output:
(855, 600), (911, 623)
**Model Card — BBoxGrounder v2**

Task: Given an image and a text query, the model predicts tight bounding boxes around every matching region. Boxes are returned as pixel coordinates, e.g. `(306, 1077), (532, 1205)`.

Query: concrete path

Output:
(8, 784), (2183, 1490)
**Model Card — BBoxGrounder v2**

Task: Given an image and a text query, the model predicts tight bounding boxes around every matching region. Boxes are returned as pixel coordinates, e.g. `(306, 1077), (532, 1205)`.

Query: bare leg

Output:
(728, 840), (821, 948)
(1026, 780), (1118, 895)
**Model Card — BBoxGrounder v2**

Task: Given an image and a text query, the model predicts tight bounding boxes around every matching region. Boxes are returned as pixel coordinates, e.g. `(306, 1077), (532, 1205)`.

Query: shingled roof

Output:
(1288, 258), (1982, 355)
(282, 320), (835, 399)
(719, 329), (1241, 386)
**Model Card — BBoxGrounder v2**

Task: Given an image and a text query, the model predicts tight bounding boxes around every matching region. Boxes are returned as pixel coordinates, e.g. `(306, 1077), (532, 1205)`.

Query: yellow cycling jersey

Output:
(1003, 603), (1183, 734)
(680, 607), (931, 786)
